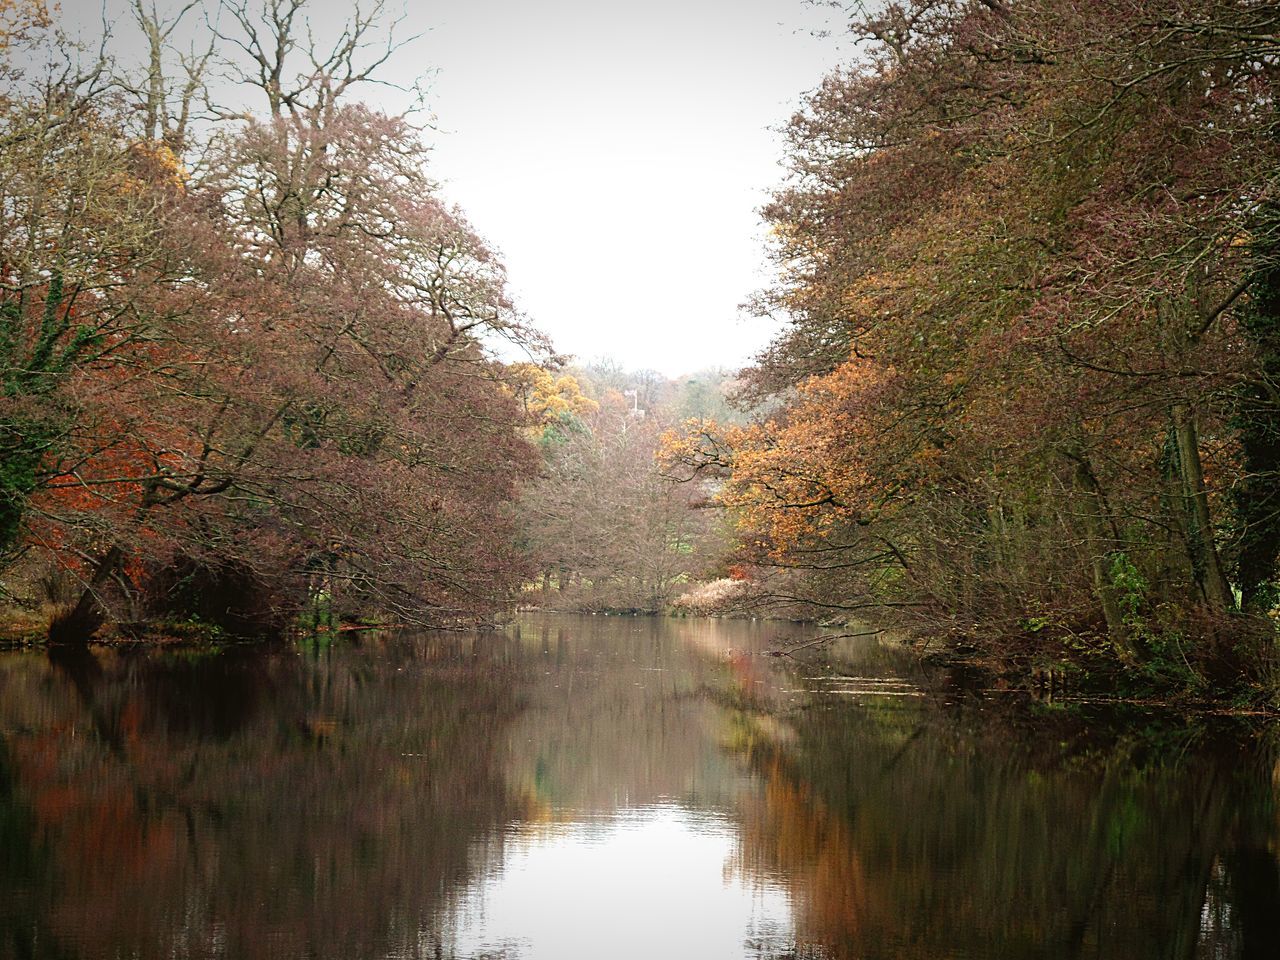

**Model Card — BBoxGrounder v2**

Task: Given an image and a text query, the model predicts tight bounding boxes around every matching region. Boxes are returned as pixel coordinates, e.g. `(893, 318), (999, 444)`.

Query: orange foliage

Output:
(667, 358), (913, 562)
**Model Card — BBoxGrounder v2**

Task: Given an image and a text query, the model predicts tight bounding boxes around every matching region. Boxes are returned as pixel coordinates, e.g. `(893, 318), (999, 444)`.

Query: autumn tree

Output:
(0, 21), (181, 557)
(2, 1), (545, 639)
(679, 0), (1280, 680)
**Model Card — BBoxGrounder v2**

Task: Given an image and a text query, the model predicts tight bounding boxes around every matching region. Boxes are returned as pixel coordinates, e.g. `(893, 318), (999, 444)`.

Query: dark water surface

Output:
(1, 615), (1278, 959)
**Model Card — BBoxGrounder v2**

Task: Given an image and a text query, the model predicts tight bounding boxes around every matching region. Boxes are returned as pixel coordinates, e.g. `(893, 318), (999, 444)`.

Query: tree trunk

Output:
(1071, 453), (1137, 662)
(1233, 210), (1280, 612)
(1171, 402), (1233, 611)
(1157, 428), (1196, 605)
(47, 545), (125, 645)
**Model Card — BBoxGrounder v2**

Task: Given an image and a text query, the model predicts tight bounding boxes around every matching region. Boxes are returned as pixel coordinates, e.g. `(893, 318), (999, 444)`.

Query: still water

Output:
(1, 614), (1278, 959)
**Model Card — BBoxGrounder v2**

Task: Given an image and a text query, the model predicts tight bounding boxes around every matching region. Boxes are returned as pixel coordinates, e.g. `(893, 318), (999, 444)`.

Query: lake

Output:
(1, 614), (1277, 959)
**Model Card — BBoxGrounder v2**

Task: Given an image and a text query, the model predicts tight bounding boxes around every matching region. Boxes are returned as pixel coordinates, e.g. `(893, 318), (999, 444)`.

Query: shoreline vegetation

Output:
(657, 0), (1280, 710)
(2, 0), (1280, 711)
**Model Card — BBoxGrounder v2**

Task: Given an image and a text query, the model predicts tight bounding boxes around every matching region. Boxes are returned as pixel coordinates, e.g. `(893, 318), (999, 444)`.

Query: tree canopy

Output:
(0, 0), (544, 638)
(668, 0), (1280, 684)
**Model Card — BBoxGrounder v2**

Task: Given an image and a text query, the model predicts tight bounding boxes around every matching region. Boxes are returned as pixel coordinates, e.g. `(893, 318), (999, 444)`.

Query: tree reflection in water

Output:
(0, 635), (525, 959)
(0, 616), (1277, 959)
(729, 689), (1280, 959)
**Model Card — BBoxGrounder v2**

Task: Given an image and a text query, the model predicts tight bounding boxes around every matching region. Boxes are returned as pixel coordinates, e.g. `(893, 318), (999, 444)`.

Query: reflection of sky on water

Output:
(439, 804), (794, 960)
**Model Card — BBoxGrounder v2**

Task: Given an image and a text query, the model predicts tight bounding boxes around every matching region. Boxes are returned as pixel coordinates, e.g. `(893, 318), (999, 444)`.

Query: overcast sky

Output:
(69, 0), (848, 376)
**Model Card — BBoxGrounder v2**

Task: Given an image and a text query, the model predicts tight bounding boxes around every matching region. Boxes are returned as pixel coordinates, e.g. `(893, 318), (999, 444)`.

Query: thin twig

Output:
(770, 628), (885, 655)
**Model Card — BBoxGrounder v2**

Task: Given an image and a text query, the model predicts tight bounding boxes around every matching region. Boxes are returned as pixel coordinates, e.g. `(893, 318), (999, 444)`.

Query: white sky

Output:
(66, 0), (848, 376)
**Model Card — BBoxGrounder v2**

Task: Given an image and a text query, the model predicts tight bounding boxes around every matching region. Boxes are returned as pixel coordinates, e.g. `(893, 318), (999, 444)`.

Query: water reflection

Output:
(0, 615), (1277, 959)
(441, 806), (792, 960)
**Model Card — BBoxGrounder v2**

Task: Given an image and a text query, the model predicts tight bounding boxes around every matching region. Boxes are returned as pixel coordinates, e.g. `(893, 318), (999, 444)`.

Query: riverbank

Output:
(762, 611), (1280, 716)
(517, 600), (1280, 714)
(5, 592), (1278, 714)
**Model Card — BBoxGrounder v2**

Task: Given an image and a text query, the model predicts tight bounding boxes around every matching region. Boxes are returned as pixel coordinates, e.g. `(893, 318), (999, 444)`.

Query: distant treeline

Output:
(514, 361), (741, 614)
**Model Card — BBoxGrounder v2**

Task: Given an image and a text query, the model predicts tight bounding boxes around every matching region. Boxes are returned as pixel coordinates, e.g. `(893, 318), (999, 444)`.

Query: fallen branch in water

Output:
(768, 629), (885, 656)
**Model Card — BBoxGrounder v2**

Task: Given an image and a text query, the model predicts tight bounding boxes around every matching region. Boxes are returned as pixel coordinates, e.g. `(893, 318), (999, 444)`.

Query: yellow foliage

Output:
(0, 0), (48, 49)
(506, 363), (598, 428)
(130, 140), (188, 190)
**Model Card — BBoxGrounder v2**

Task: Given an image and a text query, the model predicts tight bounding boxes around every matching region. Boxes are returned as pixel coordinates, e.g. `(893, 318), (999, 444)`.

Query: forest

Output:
(1, 0), (1279, 702)
(664, 0), (1280, 699)
(0, 0), (565, 640)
